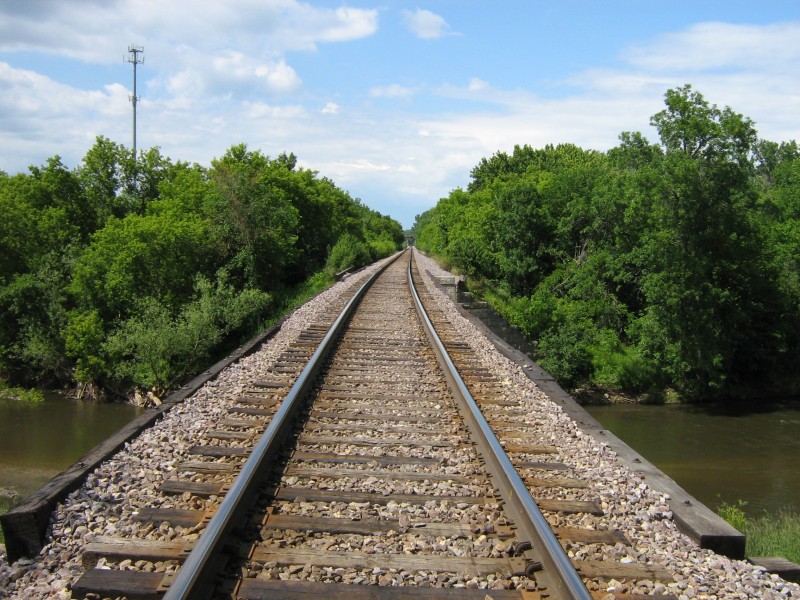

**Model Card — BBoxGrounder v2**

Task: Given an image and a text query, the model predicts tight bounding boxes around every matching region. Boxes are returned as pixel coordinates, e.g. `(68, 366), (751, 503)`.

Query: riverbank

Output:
(719, 502), (800, 564)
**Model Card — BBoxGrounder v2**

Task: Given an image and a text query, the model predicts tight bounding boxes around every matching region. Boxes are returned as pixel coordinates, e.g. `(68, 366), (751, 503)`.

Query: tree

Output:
(208, 144), (300, 289)
(77, 136), (138, 225)
(69, 211), (217, 321)
(635, 85), (779, 396)
(650, 84), (756, 163)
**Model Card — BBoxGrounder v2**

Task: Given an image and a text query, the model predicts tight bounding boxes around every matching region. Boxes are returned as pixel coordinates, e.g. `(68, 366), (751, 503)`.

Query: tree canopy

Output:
(414, 85), (800, 401)
(1, 139), (403, 397)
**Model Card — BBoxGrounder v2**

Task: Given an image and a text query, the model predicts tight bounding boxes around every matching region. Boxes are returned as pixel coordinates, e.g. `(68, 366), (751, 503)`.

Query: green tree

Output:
(208, 144), (300, 289)
(634, 85), (778, 395)
(77, 136), (138, 224)
(69, 211), (217, 321)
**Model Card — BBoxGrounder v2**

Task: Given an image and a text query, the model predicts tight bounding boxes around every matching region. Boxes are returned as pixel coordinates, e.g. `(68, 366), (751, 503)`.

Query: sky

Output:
(1, 1), (799, 228)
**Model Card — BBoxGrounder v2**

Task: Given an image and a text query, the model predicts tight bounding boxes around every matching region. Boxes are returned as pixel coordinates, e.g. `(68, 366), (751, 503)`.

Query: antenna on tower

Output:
(124, 44), (144, 155)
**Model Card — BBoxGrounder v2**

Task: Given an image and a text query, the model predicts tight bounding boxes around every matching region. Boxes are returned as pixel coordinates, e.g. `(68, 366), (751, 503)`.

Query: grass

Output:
(0, 496), (14, 546)
(270, 270), (335, 322)
(745, 509), (800, 563)
(718, 501), (800, 563)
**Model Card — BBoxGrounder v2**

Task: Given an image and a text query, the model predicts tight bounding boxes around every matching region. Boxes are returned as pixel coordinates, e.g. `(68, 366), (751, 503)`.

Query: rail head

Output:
(407, 254), (593, 600)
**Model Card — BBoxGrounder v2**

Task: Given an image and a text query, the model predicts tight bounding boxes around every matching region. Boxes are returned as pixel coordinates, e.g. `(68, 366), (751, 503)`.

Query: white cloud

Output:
(402, 9), (450, 39)
(369, 83), (415, 98)
(166, 51), (302, 100)
(255, 60), (303, 94)
(0, 1), (379, 60)
(321, 102), (340, 114)
(0, 61), (130, 169)
(244, 101), (307, 120)
(467, 78), (489, 93)
(625, 21), (800, 72)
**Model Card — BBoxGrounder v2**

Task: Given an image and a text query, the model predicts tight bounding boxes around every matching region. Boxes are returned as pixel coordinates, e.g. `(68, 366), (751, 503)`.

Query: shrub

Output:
(717, 499), (749, 533)
(325, 234), (372, 274)
(106, 276), (271, 393)
(589, 329), (661, 393)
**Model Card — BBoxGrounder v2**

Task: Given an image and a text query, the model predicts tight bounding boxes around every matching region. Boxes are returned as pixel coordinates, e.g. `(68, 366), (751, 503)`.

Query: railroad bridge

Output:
(2, 249), (793, 600)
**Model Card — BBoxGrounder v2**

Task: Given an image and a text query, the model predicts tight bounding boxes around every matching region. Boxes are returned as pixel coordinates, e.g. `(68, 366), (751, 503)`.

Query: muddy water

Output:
(0, 392), (141, 500)
(586, 399), (800, 517)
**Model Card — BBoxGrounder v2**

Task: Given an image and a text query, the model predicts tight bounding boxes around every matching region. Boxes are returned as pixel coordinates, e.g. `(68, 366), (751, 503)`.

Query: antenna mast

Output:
(125, 44), (144, 155)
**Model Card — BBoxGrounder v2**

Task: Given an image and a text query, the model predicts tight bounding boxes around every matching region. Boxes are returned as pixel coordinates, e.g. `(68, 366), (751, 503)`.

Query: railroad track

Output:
(71, 251), (676, 599)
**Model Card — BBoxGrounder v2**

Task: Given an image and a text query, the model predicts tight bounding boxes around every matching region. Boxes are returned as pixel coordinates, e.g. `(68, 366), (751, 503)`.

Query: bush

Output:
(368, 236), (398, 261)
(536, 322), (594, 388)
(717, 499), (749, 533)
(0, 380), (44, 404)
(325, 234), (372, 274)
(106, 276), (271, 393)
(63, 310), (107, 383)
(589, 330), (661, 393)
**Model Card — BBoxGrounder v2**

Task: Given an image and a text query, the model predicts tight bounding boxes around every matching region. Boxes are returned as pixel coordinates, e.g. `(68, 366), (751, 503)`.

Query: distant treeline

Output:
(414, 85), (800, 401)
(0, 139), (404, 397)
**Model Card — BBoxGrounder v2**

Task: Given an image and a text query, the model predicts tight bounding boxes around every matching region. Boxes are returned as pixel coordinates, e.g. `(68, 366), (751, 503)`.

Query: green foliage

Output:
(64, 311), (108, 383)
(106, 276), (271, 392)
(717, 499), (749, 532)
(325, 233), (374, 273)
(70, 211), (217, 319)
(0, 381), (44, 404)
(0, 138), (402, 397)
(414, 84), (800, 400)
(208, 144), (300, 288)
(717, 500), (800, 563)
(589, 330), (660, 394)
(650, 84), (756, 162)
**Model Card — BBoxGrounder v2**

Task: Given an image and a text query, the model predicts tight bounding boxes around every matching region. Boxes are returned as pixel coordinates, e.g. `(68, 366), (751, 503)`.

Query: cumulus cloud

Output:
(0, 61), (130, 168)
(0, 1), (379, 60)
(167, 52), (302, 99)
(402, 8), (451, 39)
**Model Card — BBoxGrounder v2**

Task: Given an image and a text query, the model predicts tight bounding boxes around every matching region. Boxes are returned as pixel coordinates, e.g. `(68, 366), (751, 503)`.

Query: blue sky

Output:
(1, 1), (799, 228)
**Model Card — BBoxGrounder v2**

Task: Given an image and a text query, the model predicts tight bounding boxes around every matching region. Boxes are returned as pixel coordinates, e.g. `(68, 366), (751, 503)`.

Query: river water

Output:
(586, 399), (800, 517)
(1, 391), (796, 521)
(0, 392), (141, 500)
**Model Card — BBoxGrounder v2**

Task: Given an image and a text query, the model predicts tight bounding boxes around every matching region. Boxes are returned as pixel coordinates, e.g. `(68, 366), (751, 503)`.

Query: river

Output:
(2, 391), (797, 520)
(0, 392), (141, 500)
(585, 399), (800, 518)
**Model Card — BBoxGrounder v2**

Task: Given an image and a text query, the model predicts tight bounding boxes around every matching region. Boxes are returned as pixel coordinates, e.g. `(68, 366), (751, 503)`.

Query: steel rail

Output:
(163, 252), (403, 600)
(407, 255), (593, 600)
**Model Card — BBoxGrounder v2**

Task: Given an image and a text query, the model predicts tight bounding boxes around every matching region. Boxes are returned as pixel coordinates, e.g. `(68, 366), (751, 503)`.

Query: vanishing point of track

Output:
(72, 251), (674, 599)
